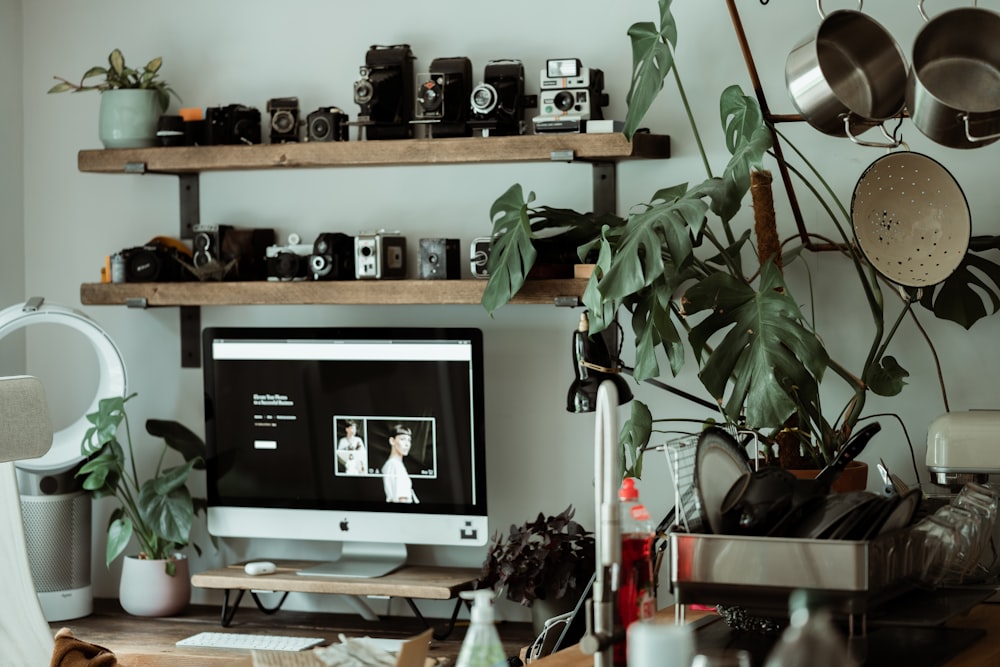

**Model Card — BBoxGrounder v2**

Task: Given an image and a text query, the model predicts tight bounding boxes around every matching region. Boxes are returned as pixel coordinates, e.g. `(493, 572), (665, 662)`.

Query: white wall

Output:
(1, 0), (24, 371)
(13, 0), (1000, 622)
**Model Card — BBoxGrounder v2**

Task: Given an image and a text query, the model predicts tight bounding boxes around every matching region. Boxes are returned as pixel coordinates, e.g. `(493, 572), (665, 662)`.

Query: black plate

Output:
(694, 428), (752, 534)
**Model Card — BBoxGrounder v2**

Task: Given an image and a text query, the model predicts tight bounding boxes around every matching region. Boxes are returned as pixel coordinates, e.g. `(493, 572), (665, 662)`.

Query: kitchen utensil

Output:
(790, 490), (879, 539)
(785, 0), (907, 143)
(907, 0), (1000, 148)
(851, 151), (971, 288)
(694, 427), (752, 534)
(877, 487), (922, 536)
(719, 423), (880, 536)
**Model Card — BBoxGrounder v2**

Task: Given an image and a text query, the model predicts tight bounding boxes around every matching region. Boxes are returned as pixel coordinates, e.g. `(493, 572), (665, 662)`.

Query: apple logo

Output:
(339, 518), (349, 532)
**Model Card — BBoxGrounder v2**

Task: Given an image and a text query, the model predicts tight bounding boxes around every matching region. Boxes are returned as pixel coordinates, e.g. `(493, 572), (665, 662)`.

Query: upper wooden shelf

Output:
(80, 278), (588, 307)
(77, 132), (670, 174)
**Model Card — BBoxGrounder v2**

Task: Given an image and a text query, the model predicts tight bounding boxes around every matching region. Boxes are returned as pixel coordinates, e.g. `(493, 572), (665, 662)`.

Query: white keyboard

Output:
(176, 631), (324, 651)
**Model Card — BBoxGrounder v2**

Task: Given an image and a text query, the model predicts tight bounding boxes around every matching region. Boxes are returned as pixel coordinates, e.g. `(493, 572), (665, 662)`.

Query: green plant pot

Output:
(99, 89), (160, 149)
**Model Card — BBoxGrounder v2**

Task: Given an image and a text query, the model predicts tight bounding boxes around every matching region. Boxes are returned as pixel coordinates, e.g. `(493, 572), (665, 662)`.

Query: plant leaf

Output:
(623, 0), (677, 139)
(482, 184), (538, 315)
(146, 419), (206, 467)
(685, 261), (828, 429)
(108, 49), (125, 77)
(918, 247), (1000, 329)
(106, 515), (133, 566)
(620, 400), (653, 479)
(139, 475), (195, 548)
(865, 355), (909, 396)
(715, 86), (772, 222)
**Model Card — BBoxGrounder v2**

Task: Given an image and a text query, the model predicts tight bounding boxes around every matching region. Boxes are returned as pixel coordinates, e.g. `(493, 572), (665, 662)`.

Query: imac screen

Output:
(201, 326), (487, 575)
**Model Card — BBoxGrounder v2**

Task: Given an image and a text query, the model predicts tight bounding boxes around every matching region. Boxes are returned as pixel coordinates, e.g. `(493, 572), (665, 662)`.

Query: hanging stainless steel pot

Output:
(906, 0), (1000, 149)
(851, 151), (970, 288)
(786, 0), (907, 144)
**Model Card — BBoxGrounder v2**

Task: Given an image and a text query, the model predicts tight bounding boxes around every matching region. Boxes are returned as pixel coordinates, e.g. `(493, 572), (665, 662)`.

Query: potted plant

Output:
(479, 505), (595, 631)
(482, 0), (1000, 478)
(77, 392), (207, 616)
(48, 48), (179, 148)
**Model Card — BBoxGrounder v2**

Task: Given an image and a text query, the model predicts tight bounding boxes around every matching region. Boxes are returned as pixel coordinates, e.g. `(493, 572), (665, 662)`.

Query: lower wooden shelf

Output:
(79, 278), (587, 307)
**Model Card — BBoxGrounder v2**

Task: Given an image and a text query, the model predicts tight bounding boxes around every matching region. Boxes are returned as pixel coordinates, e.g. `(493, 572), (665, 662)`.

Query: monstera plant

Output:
(482, 0), (1000, 475)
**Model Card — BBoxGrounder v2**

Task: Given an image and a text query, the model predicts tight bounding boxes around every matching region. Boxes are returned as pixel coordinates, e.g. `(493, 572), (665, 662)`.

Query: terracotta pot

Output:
(788, 460), (869, 493)
(118, 553), (190, 617)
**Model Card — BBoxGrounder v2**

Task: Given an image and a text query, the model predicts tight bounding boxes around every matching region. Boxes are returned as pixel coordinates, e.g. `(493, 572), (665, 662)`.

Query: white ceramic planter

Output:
(98, 89), (160, 149)
(118, 553), (190, 617)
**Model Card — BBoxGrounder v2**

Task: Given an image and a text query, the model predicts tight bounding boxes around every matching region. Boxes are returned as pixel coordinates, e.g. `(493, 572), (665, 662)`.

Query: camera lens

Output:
(360, 245), (373, 257)
(471, 84), (498, 115)
(553, 91), (575, 112)
(354, 80), (374, 104)
(272, 110), (295, 133)
(418, 80), (443, 113)
(310, 117), (330, 140)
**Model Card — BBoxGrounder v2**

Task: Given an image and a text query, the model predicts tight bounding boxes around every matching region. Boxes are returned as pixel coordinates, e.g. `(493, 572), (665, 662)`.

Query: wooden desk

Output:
(533, 604), (1000, 667)
(192, 561), (481, 626)
(52, 598), (536, 667)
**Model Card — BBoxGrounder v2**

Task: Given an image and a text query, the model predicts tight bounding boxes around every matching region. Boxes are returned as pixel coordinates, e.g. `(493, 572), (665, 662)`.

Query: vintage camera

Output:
(192, 225), (274, 280)
(267, 97), (301, 143)
(265, 234), (313, 281)
(192, 224), (230, 268)
(470, 237), (492, 279)
(533, 58), (609, 133)
(205, 104), (262, 145)
(353, 44), (416, 140)
(469, 60), (535, 136)
(310, 232), (356, 280)
(355, 230), (406, 279)
(419, 238), (461, 279)
(119, 239), (189, 283)
(414, 57), (473, 138)
(306, 107), (349, 142)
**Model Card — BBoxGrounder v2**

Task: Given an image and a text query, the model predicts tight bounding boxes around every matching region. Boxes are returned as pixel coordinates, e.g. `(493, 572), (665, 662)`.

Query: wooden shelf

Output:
(80, 278), (588, 307)
(77, 132), (670, 174)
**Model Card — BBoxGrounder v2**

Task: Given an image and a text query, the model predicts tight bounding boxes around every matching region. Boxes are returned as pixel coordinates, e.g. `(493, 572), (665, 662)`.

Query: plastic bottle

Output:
(763, 590), (858, 667)
(456, 590), (507, 667)
(616, 478), (657, 667)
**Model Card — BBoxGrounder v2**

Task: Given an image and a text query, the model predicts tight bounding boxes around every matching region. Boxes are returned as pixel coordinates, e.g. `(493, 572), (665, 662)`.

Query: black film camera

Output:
(415, 57), (473, 138)
(353, 44), (416, 140)
(119, 239), (190, 283)
(267, 97), (301, 143)
(419, 238), (461, 279)
(469, 59), (535, 136)
(205, 104), (262, 145)
(192, 224), (275, 280)
(310, 232), (356, 280)
(533, 58), (609, 133)
(306, 107), (349, 142)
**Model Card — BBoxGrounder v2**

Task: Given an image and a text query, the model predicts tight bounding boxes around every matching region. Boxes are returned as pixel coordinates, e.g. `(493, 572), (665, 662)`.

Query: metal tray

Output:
(669, 530), (919, 616)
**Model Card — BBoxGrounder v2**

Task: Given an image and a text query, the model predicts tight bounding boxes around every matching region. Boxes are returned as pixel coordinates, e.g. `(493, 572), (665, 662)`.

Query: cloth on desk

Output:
(253, 630), (433, 667)
(50, 627), (120, 667)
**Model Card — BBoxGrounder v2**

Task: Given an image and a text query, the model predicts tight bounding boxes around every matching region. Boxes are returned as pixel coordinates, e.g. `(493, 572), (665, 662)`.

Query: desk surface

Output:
(53, 598), (535, 667)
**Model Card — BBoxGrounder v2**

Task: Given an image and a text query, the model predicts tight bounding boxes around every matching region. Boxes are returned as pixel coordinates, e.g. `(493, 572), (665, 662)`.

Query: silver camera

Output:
(355, 230), (407, 279)
(265, 233), (312, 281)
(533, 58), (608, 133)
(470, 237), (491, 279)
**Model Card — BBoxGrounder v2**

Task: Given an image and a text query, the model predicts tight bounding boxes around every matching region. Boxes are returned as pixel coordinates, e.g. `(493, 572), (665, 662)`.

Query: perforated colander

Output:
(851, 151), (970, 287)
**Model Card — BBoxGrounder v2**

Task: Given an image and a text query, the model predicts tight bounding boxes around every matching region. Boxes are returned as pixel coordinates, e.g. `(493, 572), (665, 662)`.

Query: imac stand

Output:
(297, 541), (408, 579)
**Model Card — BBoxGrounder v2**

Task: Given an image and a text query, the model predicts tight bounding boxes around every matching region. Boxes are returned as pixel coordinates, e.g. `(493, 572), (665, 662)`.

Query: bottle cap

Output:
(619, 477), (639, 501)
(460, 589), (496, 624)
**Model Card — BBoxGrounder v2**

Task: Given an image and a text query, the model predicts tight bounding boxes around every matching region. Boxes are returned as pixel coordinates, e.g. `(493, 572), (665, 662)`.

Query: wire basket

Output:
(661, 434), (702, 533)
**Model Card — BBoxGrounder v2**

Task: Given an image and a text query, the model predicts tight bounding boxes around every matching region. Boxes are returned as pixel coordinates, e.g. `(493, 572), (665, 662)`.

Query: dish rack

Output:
(660, 436), (920, 620)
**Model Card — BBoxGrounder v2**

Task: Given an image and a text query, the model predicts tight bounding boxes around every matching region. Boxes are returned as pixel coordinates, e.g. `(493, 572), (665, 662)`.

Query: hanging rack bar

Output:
(725, 0), (845, 251)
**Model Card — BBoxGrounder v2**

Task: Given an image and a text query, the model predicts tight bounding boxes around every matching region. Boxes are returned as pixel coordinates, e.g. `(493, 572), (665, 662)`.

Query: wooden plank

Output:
(77, 133), (669, 174)
(191, 562), (480, 600)
(79, 279), (586, 307)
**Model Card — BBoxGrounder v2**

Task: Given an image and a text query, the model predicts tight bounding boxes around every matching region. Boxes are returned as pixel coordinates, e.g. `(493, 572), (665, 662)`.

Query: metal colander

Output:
(851, 151), (971, 287)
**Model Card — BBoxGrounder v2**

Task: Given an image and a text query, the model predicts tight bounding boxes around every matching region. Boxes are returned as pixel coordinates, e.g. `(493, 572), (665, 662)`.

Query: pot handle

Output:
(963, 113), (1000, 144)
(817, 0), (863, 19)
(843, 115), (903, 148)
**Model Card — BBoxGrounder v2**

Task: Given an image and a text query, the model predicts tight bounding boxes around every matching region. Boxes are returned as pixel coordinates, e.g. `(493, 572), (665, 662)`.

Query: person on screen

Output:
(336, 420), (367, 475)
(382, 424), (418, 503)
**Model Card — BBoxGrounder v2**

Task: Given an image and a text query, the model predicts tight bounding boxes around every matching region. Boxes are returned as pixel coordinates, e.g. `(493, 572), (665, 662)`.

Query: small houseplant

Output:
(77, 392), (207, 576)
(48, 48), (179, 148)
(478, 505), (595, 609)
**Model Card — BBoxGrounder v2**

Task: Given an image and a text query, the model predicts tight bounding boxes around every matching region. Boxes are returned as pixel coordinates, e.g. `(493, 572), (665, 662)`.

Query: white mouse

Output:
(244, 561), (277, 576)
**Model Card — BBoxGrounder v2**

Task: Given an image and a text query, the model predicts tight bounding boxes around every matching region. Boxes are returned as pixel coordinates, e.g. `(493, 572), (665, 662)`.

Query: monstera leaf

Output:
(482, 185), (538, 316)
(684, 261), (828, 429)
(918, 236), (1000, 329)
(624, 0), (678, 139)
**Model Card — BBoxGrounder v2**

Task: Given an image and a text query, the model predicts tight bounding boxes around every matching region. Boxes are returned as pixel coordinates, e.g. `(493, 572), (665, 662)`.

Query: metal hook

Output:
(818, 0), (863, 19)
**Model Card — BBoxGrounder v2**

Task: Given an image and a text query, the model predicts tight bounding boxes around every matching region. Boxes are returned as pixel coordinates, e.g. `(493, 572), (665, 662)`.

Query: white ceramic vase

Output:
(118, 553), (190, 617)
(98, 89), (161, 149)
